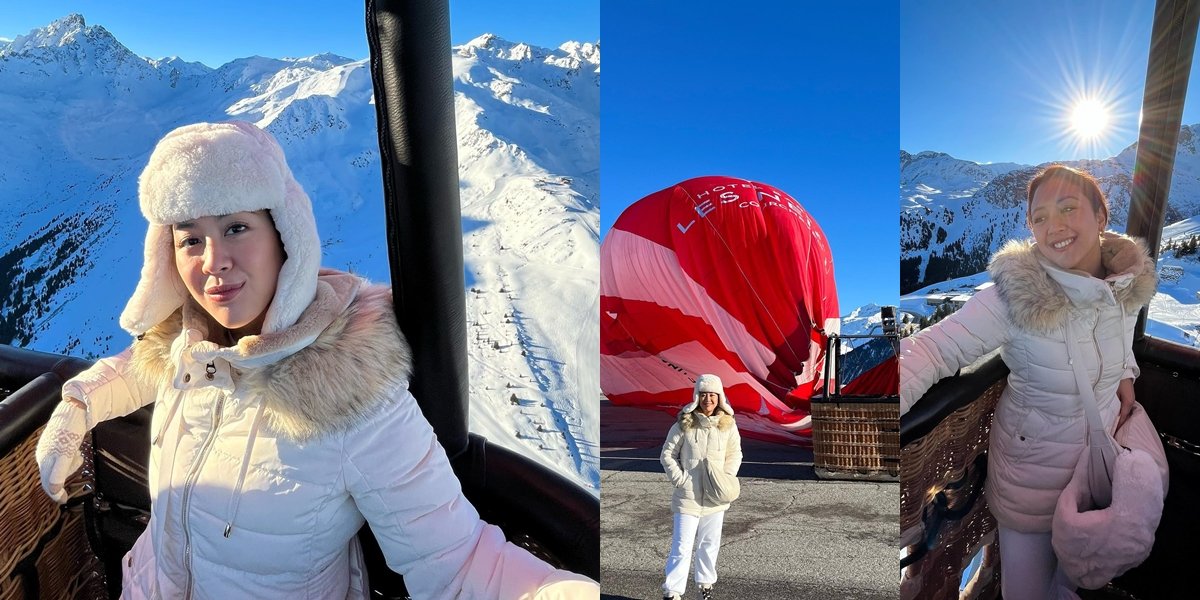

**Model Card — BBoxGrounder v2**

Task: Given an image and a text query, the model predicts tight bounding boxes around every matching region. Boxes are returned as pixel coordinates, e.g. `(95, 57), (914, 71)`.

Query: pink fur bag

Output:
(1051, 402), (1169, 589)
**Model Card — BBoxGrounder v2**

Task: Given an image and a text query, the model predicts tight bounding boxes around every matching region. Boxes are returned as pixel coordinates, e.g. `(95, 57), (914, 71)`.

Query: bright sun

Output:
(1071, 99), (1110, 139)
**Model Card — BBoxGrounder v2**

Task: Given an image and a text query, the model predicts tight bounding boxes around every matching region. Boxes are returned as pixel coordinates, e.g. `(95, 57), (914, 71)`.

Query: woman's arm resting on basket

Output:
(900, 286), (1011, 416)
(344, 386), (597, 600)
(35, 346), (157, 503)
(62, 346), (158, 425)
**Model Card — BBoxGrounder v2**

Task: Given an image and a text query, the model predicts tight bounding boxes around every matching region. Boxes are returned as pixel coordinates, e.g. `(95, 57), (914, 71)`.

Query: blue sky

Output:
(0, 1), (599, 67)
(3, 1), (898, 315)
(602, 1), (899, 315)
(903, 0), (1200, 166)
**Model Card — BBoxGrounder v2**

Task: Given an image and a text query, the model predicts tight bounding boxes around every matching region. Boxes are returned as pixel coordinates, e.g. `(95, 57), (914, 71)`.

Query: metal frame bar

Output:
(1129, 0), (1200, 340)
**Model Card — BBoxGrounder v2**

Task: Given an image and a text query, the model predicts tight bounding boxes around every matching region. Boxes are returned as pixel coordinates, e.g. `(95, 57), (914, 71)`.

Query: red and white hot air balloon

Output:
(600, 176), (838, 444)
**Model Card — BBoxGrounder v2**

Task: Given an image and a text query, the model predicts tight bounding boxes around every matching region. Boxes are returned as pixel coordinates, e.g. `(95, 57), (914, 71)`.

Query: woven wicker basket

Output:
(0, 428), (61, 582)
(899, 379), (1006, 600)
(0, 425), (105, 599)
(0, 509), (105, 600)
(810, 397), (900, 481)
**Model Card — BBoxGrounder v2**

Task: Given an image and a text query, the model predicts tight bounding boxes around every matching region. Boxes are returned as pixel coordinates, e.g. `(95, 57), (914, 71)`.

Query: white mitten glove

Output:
(533, 571), (600, 599)
(34, 400), (88, 504)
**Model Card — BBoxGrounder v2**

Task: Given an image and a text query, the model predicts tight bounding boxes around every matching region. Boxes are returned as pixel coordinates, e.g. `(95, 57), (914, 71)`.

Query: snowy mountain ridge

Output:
(901, 138), (1200, 347)
(900, 131), (1200, 293)
(0, 15), (600, 491)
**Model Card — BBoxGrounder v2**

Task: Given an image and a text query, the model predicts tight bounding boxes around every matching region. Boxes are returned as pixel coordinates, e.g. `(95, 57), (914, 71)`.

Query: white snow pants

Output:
(998, 526), (1079, 600)
(663, 511), (725, 596)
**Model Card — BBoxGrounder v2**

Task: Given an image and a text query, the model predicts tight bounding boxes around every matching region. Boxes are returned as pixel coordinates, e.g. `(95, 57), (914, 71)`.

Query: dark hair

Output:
(263, 209), (289, 261)
(1026, 165), (1109, 227)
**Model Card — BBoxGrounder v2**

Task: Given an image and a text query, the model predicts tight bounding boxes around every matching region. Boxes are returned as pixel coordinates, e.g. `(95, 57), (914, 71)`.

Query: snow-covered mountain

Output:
(0, 15), (600, 491)
(452, 33), (600, 491)
(837, 304), (898, 387)
(839, 303), (890, 341)
(901, 135), (1200, 347)
(898, 133), (1200, 293)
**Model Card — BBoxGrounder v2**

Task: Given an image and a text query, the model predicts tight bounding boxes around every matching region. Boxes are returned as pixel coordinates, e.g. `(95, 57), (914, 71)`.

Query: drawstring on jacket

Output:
(170, 328), (270, 539)
(223, 397), (268, 538)
(154, 389), (186, 447)
(1119, 301), (1131, 374)
(1106, 275), (1136, 391)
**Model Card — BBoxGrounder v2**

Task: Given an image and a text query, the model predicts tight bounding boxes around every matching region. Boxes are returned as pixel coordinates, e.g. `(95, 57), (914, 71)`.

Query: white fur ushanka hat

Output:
(119, 121), (320, 337)
(680, 374), (735, 415)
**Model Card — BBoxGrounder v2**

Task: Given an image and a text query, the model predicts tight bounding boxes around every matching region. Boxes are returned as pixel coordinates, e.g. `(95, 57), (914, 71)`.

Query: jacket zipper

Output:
(182, 393), (227, 600)
(1092, 307), (1103, 389)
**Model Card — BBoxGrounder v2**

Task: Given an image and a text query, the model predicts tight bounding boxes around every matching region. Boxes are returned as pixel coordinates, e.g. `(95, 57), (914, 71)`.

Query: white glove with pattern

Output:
(34, 400), (88, 504)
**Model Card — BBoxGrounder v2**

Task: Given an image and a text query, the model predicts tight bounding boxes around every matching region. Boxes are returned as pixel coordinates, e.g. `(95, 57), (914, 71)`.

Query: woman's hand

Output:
(1116, 378), (1135, 432)
(34, 399), (88, 503)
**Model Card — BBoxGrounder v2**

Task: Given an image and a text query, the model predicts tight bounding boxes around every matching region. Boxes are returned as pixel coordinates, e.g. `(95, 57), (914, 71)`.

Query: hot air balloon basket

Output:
(810, 396), (900, 481)
(0, 426), (105, 600)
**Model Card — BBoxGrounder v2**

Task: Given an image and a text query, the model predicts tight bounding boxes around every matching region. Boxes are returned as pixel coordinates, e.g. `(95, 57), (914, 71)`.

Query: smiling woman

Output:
(1026, 165), (1109, 277)
(901, 2), (1200, 597)
(171, 211), (285, 339)
(900, 162), (1158, 598)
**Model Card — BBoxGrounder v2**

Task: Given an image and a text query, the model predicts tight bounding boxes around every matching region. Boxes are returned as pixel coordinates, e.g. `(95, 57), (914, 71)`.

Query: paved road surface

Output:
(600, 400), (898, 599)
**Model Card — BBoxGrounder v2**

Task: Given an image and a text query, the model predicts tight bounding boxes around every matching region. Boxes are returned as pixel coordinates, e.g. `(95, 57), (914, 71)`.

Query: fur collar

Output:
(988, 232), (1157, 334)
(679, 410), (735, 432)
(128, 271), (412, 442)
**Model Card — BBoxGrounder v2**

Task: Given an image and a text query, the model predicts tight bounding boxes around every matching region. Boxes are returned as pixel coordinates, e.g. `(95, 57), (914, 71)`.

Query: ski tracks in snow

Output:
(463, 218), (597, 491)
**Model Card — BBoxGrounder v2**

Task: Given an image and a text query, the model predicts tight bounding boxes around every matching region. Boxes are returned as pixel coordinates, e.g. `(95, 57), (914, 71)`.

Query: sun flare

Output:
(1070, 99), (1110, 139)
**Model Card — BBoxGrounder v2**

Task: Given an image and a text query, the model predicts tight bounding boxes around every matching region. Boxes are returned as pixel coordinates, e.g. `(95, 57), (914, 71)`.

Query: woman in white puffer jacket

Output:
(659, 374), (743, 600)
(32, 121), (597, 599)
(901, 165), (1157, 599)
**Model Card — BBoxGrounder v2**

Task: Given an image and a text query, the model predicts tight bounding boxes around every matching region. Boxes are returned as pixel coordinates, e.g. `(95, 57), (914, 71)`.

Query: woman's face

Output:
(697, 392), (719, 416)
(173, 210), (285, 337)
(1028, 177), (1106, 277)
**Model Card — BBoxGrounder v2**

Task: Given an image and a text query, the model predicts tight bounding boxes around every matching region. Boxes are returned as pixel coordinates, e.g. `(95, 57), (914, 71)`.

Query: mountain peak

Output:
(6, 13), (90, 52)
(1, 14), (160, 85)
(846, 303), (883, 320)
(912, 150), (950, 160)
(57, 13), (86, 27)
(456, 34), (554, 63)
(464, 33), (500, 49)
(147, 55), (213, 79)
(3, 13), (132, 64)
(558, 41), (600, 66)
(280, 53), (356, 70)
(507, 42), (537, 61)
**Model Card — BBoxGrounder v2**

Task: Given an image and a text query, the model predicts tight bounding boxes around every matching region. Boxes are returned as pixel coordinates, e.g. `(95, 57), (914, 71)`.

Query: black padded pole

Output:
(362, 2), (600, 578)
(1129, 0), (1200, 340)
(365, 0), (469, 456)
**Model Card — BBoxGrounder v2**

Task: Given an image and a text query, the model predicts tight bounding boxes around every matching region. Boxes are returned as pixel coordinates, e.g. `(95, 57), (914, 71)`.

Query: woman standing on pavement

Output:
(659, 374), (744, 600)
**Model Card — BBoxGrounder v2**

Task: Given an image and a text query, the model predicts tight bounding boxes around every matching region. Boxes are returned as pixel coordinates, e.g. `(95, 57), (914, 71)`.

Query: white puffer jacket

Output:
(64, 270), (594, 599)
(660, 410), (743, 517)
(900, 233), (1157, 532)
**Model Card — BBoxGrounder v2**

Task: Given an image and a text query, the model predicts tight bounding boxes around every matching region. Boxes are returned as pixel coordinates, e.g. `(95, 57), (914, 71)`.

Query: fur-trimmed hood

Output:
(128, 269), (412, 442)
(678, 410), (736, 432)
(989, 232), (1157, 334)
